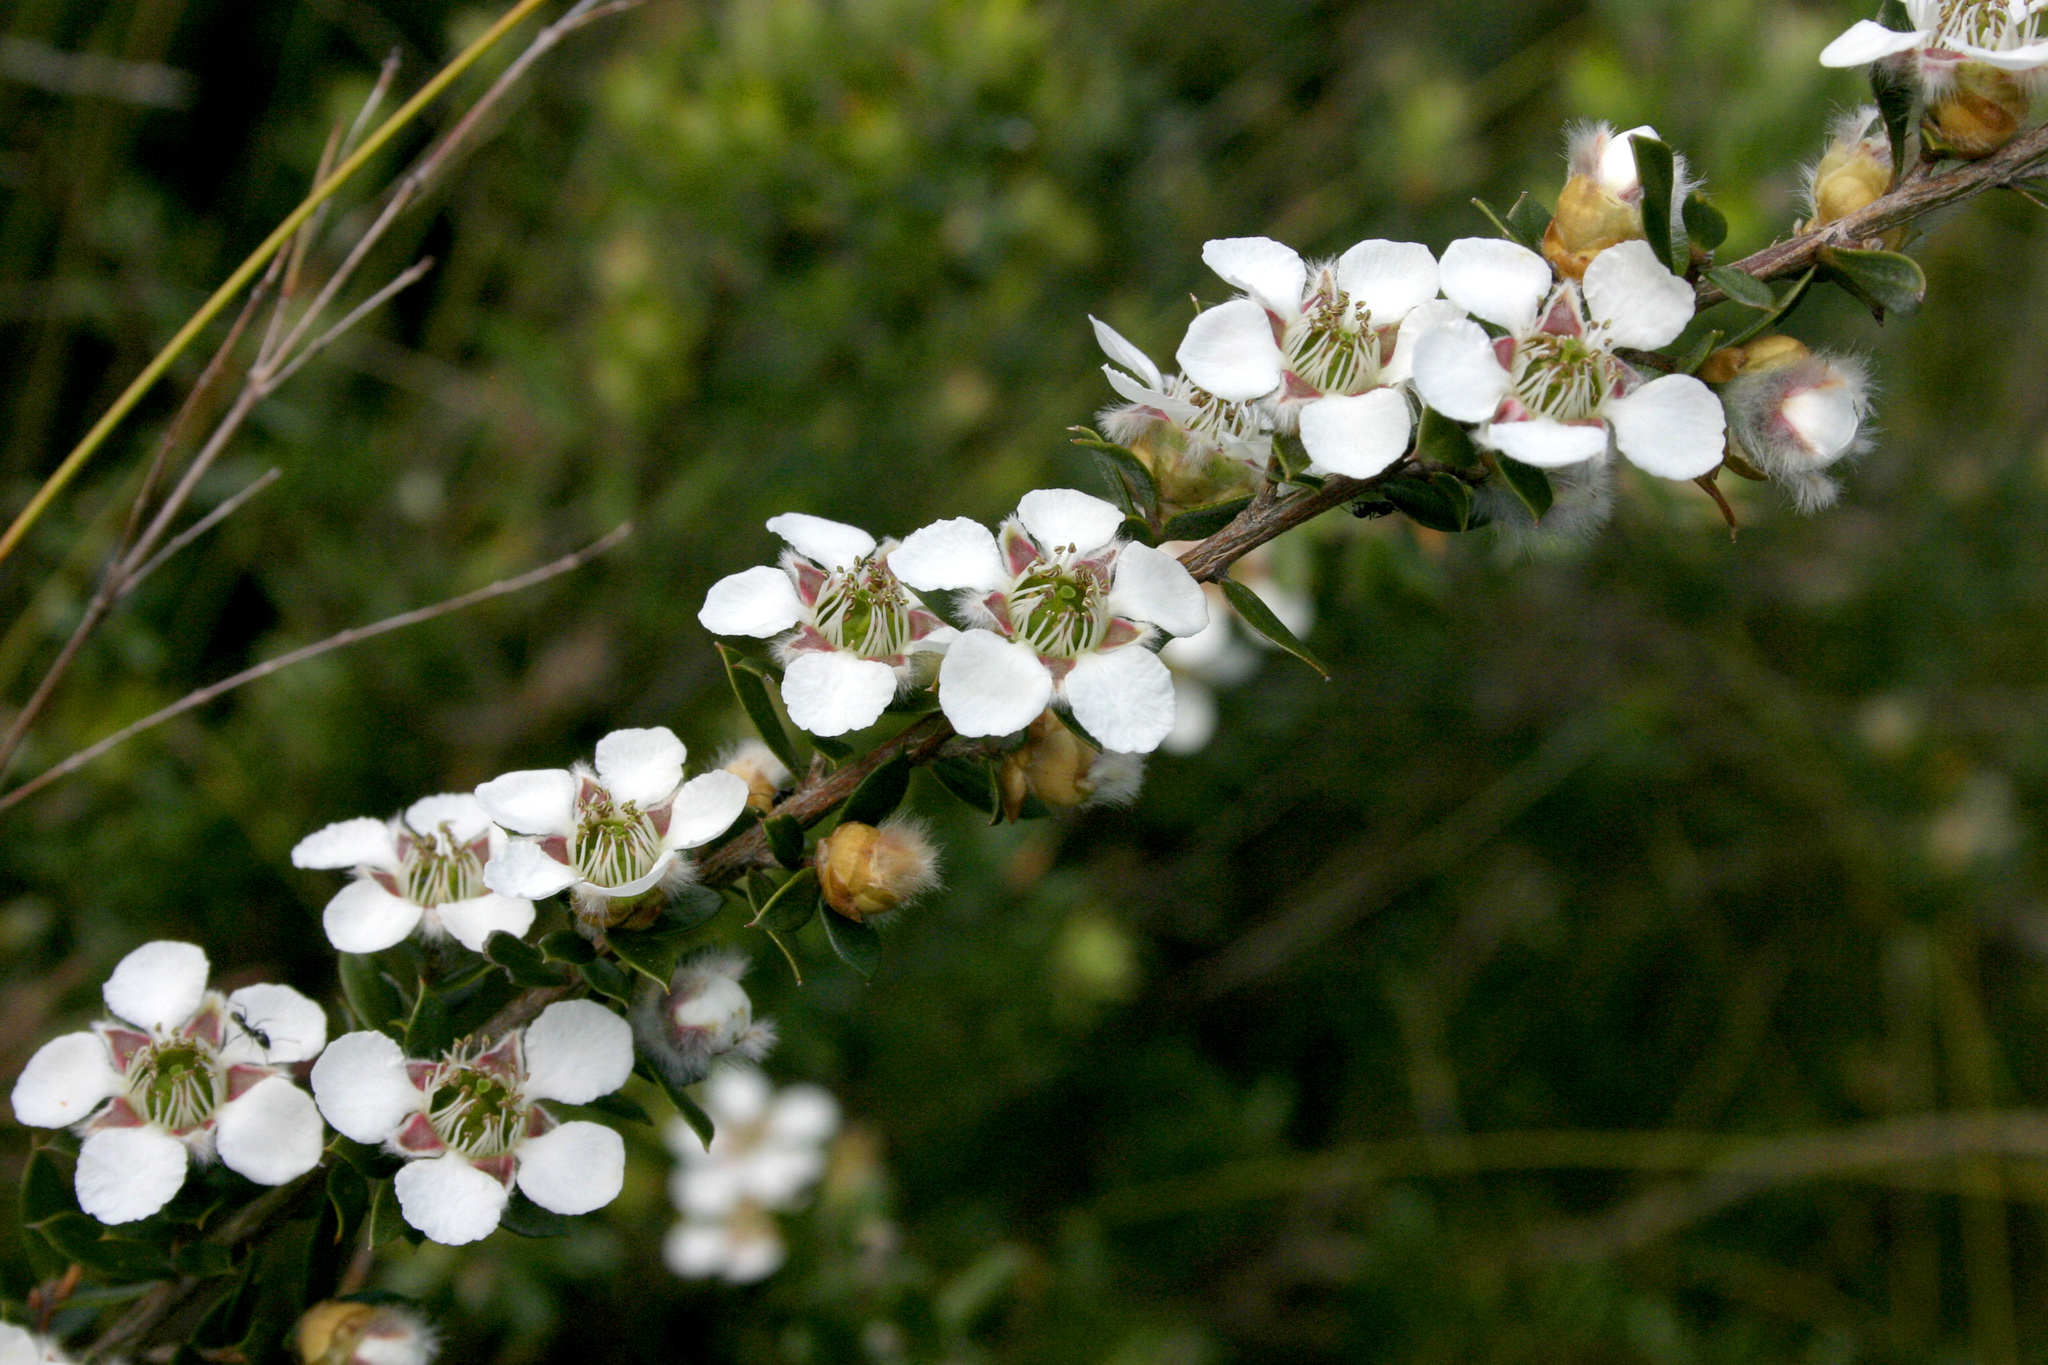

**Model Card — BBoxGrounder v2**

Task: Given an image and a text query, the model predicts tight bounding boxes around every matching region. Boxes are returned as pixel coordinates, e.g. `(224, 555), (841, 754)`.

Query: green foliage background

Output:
(5, 0), (2048, 1359)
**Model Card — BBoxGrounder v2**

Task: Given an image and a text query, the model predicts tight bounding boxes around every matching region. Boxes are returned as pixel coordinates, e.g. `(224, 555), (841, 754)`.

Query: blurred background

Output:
(4, 0), (2048, 1359)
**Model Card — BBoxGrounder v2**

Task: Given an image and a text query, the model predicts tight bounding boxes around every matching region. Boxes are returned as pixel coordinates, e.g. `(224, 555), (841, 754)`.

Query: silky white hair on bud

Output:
(718, 738), (789, 791)
(1475, 456), (1617, 553)
(1723, 351), (1875, 513)
(1802, 106), (1891, 227)
(1080, 752), (1147, 809)
(632, 950), (776, 1091)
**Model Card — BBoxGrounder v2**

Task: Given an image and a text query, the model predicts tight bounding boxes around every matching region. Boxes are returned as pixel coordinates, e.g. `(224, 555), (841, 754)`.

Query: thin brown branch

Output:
(0, 524), (633, 814)
(114, 468), (281, 600)
(260, 258), (435, 392)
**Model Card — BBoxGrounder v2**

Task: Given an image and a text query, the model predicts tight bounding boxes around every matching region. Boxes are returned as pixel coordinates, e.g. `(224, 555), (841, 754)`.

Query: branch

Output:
(0, 524), (633, 814)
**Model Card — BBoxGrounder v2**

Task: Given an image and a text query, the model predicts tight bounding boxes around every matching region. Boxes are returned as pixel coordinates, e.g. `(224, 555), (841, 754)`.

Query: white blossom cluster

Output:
(664, 1067), (840, 1284)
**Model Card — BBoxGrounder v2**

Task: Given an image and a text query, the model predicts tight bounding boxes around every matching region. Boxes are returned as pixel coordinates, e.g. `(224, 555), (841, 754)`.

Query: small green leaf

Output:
(538, 930), (597, 965)
(581, 958), (633, 1003)
(328, 1136), (402, 1181)
(841, 753), (912, 827)
(1820, 244), (1925, 318)
(1494, 454), (1554, 523)
(1706, 265), (1775, 310)
(580, 1092), (652, 1124)
(1872, 55), (1915, 178)
(1875, 0), (1911, 27)
(1682, 193), (1728, 252)
(1631, 134), (1681, 273)
(1221, 577), (1329, 680)
(484, 931), (561, 989)
(1672, 328), (1724, 377)
(820, 909), (882, 979)
(718, 644), (804, 775)
(607, 910), (703, 987)
(1119, 515), (1157, 547)
(929, 756), (998, 813)
(1504, 191), (1552, 252)
(36, 1212), (173, 1282)
(403, 984), (452, 1058)
(1415, 407), (1480, 470)
(367, 1180), (419, 1249)
(1720, 269), (1816, 350)
(339, 953), (404, 1034)
(750, 869), (820, 933)
(644, 1065), (716, 1147)
(1054, 706), (1108, 755)
(812, 734), (853, 760)
(1160, 496), (1252, 541)
(1380, 472), (1474, 534)
(499, 1191), (573, 1238)
(765, 814), (807, 869)
(1070, 428), (1160, 519)
(22, 1145), (78, 1224)
(173, 1242), (235, 1279)
(1271, 431), (1315, 483)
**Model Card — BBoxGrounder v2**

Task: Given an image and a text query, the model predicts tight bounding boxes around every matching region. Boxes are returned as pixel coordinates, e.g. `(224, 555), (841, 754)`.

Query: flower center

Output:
(425, 1064), (529, 1158)
(1282, 287), (1386, 397)
(1938, 0), (2042, 49)
(1168, 379), (1262, 446)
(127, 1040), (222, 1131)
(402, 830), (487, 908)
(1008, 562), (1110, 657)
(571, 790), (665, 889)
(1509, 334), (1621, 423)
(811, 557), (916, 658)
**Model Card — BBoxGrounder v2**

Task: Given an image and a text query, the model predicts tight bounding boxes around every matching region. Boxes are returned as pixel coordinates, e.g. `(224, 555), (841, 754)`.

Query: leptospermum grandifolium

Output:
(291, 793), (535, 954)
(310, 1000), (632, 1246)
(890, 489), (1209, 754)
(697, 513), (956, 737)
(10, 942), (327, 1224)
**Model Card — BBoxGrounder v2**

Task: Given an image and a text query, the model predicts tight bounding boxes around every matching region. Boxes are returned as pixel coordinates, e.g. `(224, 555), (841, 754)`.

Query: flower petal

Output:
(290, 817), (398, 871)
(1107, 543), (1208, 638)
(888, 517), (1006, 593)
(522, 999), (633, 1105)
(768, 1086), (841, 1145)
(516, 1120), (625, 1215)
(311, 1030), (421, 1144)
(1411, 319), (1512, 423)
(1438, 237), (1554, 334)
(1485, 418), (1611, 468)
(1783, 384), (1861, 462)
(1201, 236), (1308, 314)
(698, 565), (804, 639)
(1089, 315), (1163, 391)
(1606, 373), (1727, 479)
(226, 983), (327, 1064)
(323, 878), (425, 955)
(1583, 240), (1694, 350)
(395, 1153), (507, 1246)
(663, 770), (751, 850)
(665, 1220), (740, 1278)
(402, 793), (492, 844)
(780, 651), (898, 737)
(11, 1031), (118, 1128)
(434, 893), (537, 954)
(1599, 126), (1657, 196)
(594, 726), (686, 808)
(1299, 388), (1415, 479)
(483, 841), (581, 900)
(1335, 239), (1440, 324)
(76, 1126), (187, 1225)
(764, 513), (876, 571)
(103, 941), (210, 1032)
(1175, 298), (1283, 403)
(1819, 19), (1927, 66)
(1381, 298), (1468, 386)
(703, 1067), (773, 1127)
(474, 768), (577, 837)
(937, 631), (1054, 738)
(1956, 38), (2048, 70)
(1016, 489), (1125, 556)
(0, 1324), (48, 1365)
(216, 1076), (324, 1185)
(1064, 644), (1177, 754)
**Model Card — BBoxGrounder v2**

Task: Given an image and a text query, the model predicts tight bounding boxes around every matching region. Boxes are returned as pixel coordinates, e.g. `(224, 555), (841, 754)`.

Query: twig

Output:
(0, 524), (633, 814)
(114, 469), (281, 601)
(260, 258), (435, 393)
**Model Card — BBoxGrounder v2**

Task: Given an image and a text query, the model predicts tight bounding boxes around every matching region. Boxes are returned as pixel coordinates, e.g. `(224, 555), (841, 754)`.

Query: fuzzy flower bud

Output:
(297, 1302), (438, 1365)
(996, 711), (1145, 822)
(816, 819), (941, 922)
(1542, 122), (1673, 280)
(631, 952), (775, 1089)
(1804, 107), (1894, 230)
(1709, 336), (1872, 512)
(719, 739), (789, 815)
(1926, 61), (2033, 158)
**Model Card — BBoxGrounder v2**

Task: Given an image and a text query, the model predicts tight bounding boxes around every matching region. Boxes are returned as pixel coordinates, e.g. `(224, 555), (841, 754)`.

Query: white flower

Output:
(1821, 0), (2048, 86)
(1411, 238), (1725, 480)
(292, 795), (535, 955)
(9, 942), (327, 1224)
(890, 489), (1208, 753)
(476, 727), (749, 924)
(0, 1323), (70, 1364)
(1158, 555), (1313, 755)
(1091, 316), (1268, 493)
(1175, 236), (1461, 478)
(663, 1068), (839, 1284)
(631, 951), (776, 1089)
(309, 1000), (633, 1246)
(698, 515), (956, 738)
(1719, 341), (1873, 512)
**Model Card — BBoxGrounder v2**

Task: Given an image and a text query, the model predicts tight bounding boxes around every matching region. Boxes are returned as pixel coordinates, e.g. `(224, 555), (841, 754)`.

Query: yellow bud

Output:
(997, 712), (1100, 821)
(817, 819), (939, 921)
(1924, 63), (2029, 159)
(1698, 334), (1812, 386)
(298, 1302), (375, 1365)
(720, 739), (789, 815)
(1809, 144), (1890, 227)
(1542, 174), (1645, 281)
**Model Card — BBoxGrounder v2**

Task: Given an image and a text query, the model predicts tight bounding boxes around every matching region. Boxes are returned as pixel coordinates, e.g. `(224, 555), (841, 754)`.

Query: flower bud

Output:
(297, 1302), (437, 1365)
(996, 711), (1146, 822)
(1804, 107), (1893, 230)
(1713, 336), (1871, 512)
(1542, 122), (1661, 280)
(720, 739), (790, 815)
(1100, 404), (1257, 515)
(632, 951), (775, 1088)
(816, 818), (940, 922)
(1925, 62), (2030, 159)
